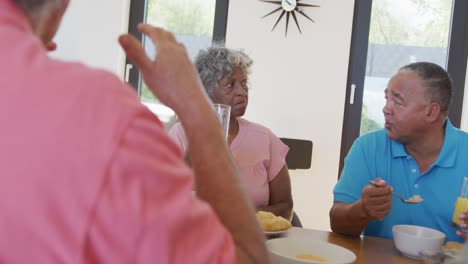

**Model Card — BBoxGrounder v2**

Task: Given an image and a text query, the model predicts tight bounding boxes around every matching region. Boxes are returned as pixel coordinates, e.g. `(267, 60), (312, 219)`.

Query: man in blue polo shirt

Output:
(330, 62), (468, 243)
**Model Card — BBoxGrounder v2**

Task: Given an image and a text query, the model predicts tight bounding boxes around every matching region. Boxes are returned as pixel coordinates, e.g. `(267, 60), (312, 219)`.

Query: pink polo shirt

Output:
(0, 1), (234, 263)
(169, 117), (288, 207)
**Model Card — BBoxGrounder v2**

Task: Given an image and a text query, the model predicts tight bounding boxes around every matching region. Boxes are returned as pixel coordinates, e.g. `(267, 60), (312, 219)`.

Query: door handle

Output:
(124, 63), (133, 83)
(350, 84), (356, 104)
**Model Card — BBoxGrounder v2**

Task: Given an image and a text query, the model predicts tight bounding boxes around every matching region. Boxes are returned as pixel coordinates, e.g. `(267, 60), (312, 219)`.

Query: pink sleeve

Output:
(168, 122), (188, 152)
(267, 132), (289, 182)
(83, 110), (235, 264)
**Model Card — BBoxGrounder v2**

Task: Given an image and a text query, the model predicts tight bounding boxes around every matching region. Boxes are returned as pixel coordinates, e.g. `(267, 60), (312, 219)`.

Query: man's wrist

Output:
(354, 200), (371, 221)
(173, 93), (212, 125)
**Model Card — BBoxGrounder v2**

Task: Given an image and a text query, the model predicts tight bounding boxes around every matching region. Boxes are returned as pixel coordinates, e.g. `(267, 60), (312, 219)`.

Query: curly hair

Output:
(399, 62), (453, 113)
(194, 44), (253, 94)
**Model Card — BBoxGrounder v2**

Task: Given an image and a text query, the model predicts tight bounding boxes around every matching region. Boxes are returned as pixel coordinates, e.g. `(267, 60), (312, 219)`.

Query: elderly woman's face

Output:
(209, 66), (249, 118)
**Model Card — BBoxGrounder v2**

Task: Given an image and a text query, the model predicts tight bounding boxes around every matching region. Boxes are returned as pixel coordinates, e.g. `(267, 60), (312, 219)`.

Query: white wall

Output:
(226, 0), (355, 230)
(50, 0), (131, 76)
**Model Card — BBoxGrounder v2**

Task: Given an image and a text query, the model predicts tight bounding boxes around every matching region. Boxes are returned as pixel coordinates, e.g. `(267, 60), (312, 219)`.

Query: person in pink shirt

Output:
(0, 0), (269, 263)
(169, 45), (293, 220)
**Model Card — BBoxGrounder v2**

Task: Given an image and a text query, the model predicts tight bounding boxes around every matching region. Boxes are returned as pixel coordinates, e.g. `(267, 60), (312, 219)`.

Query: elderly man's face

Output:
(382, 71), (432, 144)
(209, 66), (249, 118)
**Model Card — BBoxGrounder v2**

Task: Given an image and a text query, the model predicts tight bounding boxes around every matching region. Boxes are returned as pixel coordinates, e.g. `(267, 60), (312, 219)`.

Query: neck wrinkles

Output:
(404, 126), (445, 160)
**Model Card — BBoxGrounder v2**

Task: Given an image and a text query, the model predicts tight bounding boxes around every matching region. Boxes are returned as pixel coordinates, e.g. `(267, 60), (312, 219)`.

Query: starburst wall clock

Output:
(259, 0), (319, 37)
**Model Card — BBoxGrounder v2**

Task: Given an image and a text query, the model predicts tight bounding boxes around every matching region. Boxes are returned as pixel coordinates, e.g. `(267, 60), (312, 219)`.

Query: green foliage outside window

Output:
(360, 104), (382, 135)
(369, 0), (451, 47)
(140, 0), (215, 103)
(140, 83), (157, 102)
(147, 0), (214, 37)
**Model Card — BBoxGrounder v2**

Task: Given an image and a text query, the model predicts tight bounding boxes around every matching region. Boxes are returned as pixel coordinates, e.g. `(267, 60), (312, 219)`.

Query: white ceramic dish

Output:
(266, 237), (356, 264)
(393, 225), (446, 259)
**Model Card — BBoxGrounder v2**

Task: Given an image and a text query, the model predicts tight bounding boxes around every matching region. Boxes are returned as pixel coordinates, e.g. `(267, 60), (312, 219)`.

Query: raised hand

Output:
(118, 24), (208, 113)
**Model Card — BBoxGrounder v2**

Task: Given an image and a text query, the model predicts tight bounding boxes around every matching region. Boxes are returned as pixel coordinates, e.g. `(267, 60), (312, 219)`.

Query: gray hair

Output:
(195, 44), (253, 93)
(399, 62), (452, 113)
(13, 0), (61, 14)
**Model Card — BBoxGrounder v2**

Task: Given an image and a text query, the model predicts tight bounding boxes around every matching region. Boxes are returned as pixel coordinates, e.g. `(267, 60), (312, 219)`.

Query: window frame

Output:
(125, 0), (230, 93)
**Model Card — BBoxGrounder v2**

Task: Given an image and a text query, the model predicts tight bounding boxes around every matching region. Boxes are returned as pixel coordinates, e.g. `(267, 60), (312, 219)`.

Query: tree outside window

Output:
(140, 0), (216, 107)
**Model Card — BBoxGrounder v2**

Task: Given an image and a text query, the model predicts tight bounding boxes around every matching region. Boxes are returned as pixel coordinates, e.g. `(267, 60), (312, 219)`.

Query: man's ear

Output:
(426, 102), (441, 122)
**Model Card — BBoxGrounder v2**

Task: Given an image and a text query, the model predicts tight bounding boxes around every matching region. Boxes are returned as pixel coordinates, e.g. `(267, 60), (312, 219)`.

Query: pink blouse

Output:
(169, 117), (289, 207)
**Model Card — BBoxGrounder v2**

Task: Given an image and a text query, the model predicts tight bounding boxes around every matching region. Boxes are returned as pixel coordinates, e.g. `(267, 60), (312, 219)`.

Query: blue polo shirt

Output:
(333, 120), (468, 243)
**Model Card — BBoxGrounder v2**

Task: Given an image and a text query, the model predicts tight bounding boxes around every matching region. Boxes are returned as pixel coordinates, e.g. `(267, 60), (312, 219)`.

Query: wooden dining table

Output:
(271, 227), (421, 264)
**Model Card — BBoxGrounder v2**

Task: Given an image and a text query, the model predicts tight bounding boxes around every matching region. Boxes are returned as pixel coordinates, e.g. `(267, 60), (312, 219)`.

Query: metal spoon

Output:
(369, 180), (422, 204)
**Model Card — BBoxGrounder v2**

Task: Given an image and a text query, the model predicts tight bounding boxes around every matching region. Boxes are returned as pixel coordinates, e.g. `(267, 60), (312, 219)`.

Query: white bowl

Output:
(266, 237), (356, 264)
(392, 225), (446, 259)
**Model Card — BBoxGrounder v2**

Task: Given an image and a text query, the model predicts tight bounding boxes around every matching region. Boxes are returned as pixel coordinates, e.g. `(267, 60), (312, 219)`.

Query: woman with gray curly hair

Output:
(170, 45), (293, 220)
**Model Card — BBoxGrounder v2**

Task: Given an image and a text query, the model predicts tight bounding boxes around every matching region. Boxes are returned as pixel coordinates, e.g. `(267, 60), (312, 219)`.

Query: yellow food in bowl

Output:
(256, 211), (292, 232)
(295, 253), (327, 262)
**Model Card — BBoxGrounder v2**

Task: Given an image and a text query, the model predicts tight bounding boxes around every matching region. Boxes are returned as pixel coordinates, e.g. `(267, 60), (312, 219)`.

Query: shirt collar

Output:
(0, 0), (32, 33)
(435, 119), (458, 167)
(391, 119), (458, 168)
(390, 139), (408, 158)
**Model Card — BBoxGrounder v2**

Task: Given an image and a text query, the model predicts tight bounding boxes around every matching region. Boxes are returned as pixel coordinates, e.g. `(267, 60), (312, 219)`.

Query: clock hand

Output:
(285, 0), (293, 6)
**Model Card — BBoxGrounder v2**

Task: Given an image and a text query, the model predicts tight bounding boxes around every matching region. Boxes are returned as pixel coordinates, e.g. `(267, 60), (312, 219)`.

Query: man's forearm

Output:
(176, 95), (268, 263)
(330, 201), (372, 236)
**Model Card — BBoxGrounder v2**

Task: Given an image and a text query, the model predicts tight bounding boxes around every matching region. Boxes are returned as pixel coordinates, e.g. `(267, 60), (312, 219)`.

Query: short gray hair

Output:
(13, 0), (60, 14)
(399, 62), (452, 113)
(195, 44), (253, 93)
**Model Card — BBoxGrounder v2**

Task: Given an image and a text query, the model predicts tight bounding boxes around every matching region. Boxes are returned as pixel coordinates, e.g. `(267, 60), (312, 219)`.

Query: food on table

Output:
(295, 253), (327, 262)
(406, 194), (423, 203)
(443, 241), (464, 254)
(256, 211), (292, 232)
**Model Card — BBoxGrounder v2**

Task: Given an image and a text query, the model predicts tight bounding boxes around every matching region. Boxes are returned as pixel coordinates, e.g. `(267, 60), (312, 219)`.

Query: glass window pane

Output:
(140, 0), (217, 124)
(360, 0), (453, 135)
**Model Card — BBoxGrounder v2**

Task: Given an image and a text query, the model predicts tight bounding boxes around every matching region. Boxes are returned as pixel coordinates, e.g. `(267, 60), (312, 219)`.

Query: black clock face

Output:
(259, 0), (319, 36)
